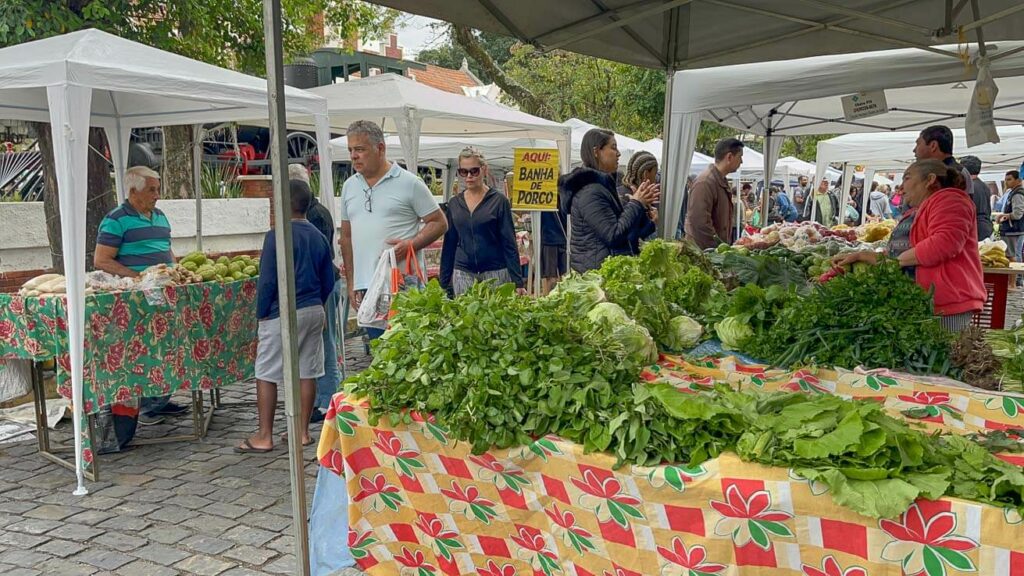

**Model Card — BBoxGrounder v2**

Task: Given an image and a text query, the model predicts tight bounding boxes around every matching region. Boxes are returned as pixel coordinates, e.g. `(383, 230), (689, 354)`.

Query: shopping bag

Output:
(356, 249), (398, 330)
(387, 244), (427, 320)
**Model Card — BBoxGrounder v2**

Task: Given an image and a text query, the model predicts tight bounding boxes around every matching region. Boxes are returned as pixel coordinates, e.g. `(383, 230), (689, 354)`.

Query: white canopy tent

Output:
(331, 135), (554, 168)
(564, 117), (647, 168)
(818, 126), (1024, 173)
(290, 73), (571, 175)
(0, 29), (333, 494)
(666, 40), (1024, 236)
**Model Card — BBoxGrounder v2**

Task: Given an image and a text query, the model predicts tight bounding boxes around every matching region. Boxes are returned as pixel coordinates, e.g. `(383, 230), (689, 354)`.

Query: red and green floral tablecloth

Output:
(0, 279), (257, 414)
(318, 355), (1024, 576)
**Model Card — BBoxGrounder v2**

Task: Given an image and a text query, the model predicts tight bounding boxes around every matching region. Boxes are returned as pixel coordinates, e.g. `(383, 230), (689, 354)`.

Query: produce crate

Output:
(975, 267), (1024, 329)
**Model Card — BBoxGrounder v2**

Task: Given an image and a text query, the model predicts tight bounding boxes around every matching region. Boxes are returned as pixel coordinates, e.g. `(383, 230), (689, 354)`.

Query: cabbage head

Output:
(663, 315), (703, 351)
(587, 302), (658, 364)
(547, 272), (606, 314)
(715, 316), (753, 351)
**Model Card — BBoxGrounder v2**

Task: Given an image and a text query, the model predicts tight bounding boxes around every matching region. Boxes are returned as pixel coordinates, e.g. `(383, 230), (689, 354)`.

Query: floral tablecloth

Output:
(0, 280), (257, 414)
(317, 355), (1024, 576)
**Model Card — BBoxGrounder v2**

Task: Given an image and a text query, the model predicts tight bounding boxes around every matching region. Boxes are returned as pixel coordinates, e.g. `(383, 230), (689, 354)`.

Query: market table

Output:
(0, 279), (257, 477)
(316, 355), (1024, 576)
(979, 264), (1024, 329)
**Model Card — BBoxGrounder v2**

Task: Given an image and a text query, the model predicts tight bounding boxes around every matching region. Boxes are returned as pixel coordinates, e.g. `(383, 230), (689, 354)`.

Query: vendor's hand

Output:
(349, 289), (363, 311)
(832, 251), (877, 267)
(648, 208), (658, 222)
(632, 181), (660, 208)
(515, 287), (528, 296)
(997, 214), (1011, 223)
(386, 237), (415, 257)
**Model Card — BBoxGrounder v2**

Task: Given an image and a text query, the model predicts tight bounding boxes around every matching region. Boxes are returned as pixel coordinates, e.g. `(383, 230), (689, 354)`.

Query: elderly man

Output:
(338, 120), (448, 342)
(94, 165), (186, 424)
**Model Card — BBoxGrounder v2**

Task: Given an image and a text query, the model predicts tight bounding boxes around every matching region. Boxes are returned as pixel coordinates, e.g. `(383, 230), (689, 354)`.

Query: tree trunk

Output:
(162, 125), (195, 199)
(451, 25), (552, 118)
(35, 123), (116, 274)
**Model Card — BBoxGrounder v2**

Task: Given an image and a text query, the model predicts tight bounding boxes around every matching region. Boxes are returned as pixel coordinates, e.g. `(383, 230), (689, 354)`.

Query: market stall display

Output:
(321, 355), (1024, 575)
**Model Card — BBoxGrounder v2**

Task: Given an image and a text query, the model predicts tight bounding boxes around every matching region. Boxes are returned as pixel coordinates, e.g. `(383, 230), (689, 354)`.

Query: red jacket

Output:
(910, 187), (987, 316)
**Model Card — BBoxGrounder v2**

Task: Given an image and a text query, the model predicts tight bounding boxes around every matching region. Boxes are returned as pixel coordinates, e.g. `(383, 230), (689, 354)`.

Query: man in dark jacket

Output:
(960, 155), (993, 240)
(684, 138), (743, 249)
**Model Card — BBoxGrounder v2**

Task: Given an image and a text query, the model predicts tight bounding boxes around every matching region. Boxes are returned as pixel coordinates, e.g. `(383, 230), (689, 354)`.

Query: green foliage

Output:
(0, 0), (395, 74)
(415, 26), (516, 84)
(745, 259), (954, 374)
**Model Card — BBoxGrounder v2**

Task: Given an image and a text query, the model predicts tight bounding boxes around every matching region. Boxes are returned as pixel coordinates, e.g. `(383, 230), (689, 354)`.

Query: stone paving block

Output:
(242, 511), (292, 533)
(0, 501), (38, 514)
(180, 535), (234, 555)
(6, 518), (61, 535)
(47, 523), (106, 542)
(24, 503), (83, 521)
(109, 502), (161, 518)
(109, 474), (154, 487)
(176, 471), (219, 484)
(98, 515), (151, 532)
(133, 488), (177, 502)
(92, 485), (140, 499)
(32, 557), (98, 576)
(220, 568), (265, 576)
(172, 554), (236, 576)
(77, 496), (124, 511)
(35, 538), (87, 559)
(147, 506), (198, 524)
(231, 493), (277, 511)
(264, 535), (293, 555)
(141, 525), (193, 545)
(3, 487), (47, 500)
(73, 548), (135, 571)
(185, 452), (218, 462)
(7, 458), (50, 472)
(0, 530), (48, 549)
(132, 543), (190, 566)
(175, 483), (220, 497)
(92, 532), (149, 552)
(65, 509), (116, 526)
(165, 494), (213, 510)
(222, 525), (278, 547)
(203, 502), (250, 520)
(262, 554), (296, 575)
(180, 514), (238, 536)
(145, 478), (186, 491)
(222, 544), (277, 567)
(3, 567), (42, 576)
(0, 548), (52, 568)
(115, 559), (179, 576)
(0, 468), (35, 483)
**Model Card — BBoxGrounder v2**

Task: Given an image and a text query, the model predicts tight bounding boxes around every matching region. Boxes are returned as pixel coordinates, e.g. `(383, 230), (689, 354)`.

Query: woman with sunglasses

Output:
(439, 148), (525, 297)
(561, 128), (659, 273)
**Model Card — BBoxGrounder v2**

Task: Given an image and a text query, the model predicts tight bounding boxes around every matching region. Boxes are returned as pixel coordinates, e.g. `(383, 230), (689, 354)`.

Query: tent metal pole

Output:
(193, 124), (204, 251)
(262, 1), (311, 574)
(657, 68), (674, 238)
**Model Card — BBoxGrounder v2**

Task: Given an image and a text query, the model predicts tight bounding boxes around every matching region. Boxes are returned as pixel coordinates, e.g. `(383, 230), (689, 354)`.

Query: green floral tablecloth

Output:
(0, 279), (257, 415)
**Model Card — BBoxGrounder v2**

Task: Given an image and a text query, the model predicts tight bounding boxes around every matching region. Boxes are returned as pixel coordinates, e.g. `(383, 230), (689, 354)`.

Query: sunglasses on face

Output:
(457, 167), (481, 177)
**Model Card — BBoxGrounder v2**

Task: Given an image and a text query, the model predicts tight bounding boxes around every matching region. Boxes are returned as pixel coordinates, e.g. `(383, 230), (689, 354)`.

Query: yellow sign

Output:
(511, 148), (559, 211)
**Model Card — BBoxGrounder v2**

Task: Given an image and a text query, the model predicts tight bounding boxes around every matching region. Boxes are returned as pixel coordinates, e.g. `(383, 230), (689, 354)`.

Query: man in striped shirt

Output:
(94, 166), (174, 278)
(95, 165), (187, 424)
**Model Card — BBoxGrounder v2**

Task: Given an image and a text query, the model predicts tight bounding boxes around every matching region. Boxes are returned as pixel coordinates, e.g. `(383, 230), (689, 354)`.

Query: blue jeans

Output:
(140, 394), (171, 416)
(315, 281), (342, 411)
(308, 466), (355, 575)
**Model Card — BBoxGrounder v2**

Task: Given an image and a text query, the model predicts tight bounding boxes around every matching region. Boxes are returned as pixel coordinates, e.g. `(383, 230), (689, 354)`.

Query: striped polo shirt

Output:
(96, 202), (174, 272)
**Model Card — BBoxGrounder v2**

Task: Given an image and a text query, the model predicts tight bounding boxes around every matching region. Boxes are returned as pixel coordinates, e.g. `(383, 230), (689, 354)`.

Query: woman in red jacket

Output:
(835, 159), (986, 332)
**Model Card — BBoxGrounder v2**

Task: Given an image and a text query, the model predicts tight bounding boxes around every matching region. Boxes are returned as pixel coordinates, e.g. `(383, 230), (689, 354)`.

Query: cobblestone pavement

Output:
(0, 337), (373, 576)
(1, 292), (1022, 576)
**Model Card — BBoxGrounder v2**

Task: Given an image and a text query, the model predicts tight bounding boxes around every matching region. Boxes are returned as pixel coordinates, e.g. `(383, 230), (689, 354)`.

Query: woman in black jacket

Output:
(562, 129), (659, 273)
(440, 147), (524, 297)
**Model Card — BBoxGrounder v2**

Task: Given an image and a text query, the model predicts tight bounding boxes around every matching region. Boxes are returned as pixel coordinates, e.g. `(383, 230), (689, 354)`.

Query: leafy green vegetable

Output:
(587, 303), (659, 364)
(545, 271), (605, 315)
(664, 315), (703, 351)
(715, 316), (753, 350)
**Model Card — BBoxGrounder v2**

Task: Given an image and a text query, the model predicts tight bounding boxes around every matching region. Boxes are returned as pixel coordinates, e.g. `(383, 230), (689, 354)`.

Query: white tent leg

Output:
(657, 70), (674, 238)
(395, 110), (422, 175)
(46, 84), (93, 497)
(862, 168), (876, 222)
(664, 111), (701, 239)
(840, 163), (856, 226)
(193, 124), (204, 251)
(110, 120), (131, 204)
(314, 114), (336, 220)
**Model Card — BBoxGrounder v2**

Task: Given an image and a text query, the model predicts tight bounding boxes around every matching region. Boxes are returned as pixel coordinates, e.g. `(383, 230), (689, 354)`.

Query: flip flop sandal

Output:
(235, 439), (273, 454)
(279, 433), (316, 447)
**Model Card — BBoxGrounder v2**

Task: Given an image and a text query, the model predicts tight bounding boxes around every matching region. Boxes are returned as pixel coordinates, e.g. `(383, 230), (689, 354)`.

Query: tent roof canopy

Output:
(298, 73), (568, 141)
(818, 126), (1024, 171)
(672, 40), (1024, 136)
(0, 28), (326, 127)
(357, 0), (1024, 71)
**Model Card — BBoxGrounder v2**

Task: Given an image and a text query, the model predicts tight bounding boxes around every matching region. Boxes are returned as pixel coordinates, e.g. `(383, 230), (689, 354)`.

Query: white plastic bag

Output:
(357, 248), (397, 330)
(0, 359), (31, 404)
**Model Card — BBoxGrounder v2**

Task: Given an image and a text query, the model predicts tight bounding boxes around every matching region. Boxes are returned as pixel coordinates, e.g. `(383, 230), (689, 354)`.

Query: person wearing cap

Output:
(960, 155), (993, 240)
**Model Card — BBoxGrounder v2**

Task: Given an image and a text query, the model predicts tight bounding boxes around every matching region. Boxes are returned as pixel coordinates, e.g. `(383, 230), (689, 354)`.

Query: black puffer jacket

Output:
(560, 167), (647, 273)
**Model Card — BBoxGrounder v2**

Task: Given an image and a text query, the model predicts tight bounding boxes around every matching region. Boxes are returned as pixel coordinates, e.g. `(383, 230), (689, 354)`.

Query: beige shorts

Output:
(255, 305), (326, 383)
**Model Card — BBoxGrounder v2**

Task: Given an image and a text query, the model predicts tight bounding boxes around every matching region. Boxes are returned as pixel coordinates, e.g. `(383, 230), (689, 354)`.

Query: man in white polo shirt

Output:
(339, 120), (448, 340)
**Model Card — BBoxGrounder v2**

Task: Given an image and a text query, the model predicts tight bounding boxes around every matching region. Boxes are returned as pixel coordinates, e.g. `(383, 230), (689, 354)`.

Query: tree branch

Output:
(451, 24), (552, 118)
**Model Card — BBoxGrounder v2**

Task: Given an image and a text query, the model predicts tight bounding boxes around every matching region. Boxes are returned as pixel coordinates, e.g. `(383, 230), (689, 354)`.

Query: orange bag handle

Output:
(401, 243), (426, 283)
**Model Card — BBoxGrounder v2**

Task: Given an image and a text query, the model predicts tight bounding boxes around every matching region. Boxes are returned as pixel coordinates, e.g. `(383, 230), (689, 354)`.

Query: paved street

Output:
(0, 337), (372, 576)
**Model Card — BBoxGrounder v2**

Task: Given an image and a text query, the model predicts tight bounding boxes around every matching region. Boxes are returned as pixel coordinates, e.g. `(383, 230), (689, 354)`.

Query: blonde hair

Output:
(288, 163), (310, 184)
(125, 165), (159, 194)
(458, 146), (487, 167)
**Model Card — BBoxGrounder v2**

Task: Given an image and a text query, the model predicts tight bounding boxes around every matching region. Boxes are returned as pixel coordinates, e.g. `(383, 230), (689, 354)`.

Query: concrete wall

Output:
(0, 198), (312, 273)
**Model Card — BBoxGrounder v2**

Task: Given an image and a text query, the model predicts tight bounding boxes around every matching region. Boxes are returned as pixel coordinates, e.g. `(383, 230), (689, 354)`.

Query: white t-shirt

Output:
(340, 162), (440, 290)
